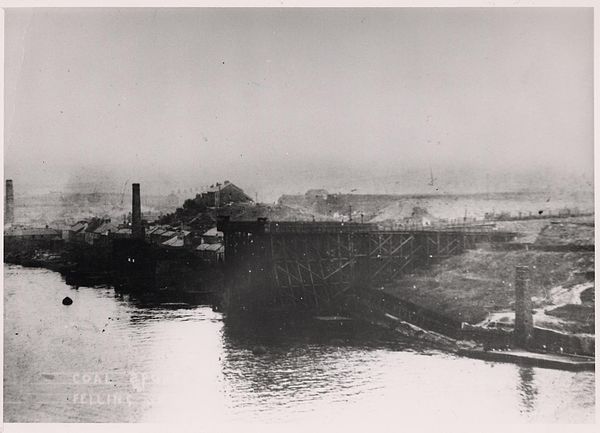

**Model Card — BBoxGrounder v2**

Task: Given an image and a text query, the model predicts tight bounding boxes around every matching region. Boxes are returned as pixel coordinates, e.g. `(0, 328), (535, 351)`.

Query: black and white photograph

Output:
(2, 4), (596, 427)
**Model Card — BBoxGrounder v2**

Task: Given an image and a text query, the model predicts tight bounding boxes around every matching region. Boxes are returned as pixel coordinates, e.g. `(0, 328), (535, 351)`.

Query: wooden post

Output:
(514, 266), (533, 348)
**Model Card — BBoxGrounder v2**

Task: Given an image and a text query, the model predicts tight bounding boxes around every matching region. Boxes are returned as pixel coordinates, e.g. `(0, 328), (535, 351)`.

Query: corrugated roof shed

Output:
(70, 222), (88, 233)
(145, 226), (160, 236)
(202, 227), (223, 237)
(162, 235), (184, 248)
(93, 222), (119, 235)
(196, 243), (224, 252)
(85, 220), (105, 233)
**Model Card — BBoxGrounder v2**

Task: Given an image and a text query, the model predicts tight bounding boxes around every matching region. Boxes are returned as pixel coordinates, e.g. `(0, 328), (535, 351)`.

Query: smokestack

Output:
(132, 183), (143, 239)
(5, 179), (14, 225)
(514, 266), (533, 348)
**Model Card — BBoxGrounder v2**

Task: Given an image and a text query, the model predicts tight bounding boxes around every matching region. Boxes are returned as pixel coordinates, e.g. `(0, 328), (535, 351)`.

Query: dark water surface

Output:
(3, 265), (595, 423)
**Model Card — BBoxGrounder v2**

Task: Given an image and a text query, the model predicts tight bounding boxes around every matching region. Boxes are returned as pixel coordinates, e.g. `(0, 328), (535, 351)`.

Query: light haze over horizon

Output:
(4, 8), (594, 202)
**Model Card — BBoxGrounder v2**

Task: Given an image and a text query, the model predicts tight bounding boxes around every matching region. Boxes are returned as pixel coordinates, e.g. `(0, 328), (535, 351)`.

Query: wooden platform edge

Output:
(457, 348), (596, 372)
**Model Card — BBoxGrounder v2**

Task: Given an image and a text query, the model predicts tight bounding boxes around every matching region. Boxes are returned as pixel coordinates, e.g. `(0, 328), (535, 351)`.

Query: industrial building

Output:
(194, 181), (252, 207)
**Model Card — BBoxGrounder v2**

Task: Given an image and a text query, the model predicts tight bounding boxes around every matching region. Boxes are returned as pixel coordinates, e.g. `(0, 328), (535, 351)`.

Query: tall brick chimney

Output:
(514, 266), (533, 348)
(5, 179), (14, 225)
(132, 183), (143, 239)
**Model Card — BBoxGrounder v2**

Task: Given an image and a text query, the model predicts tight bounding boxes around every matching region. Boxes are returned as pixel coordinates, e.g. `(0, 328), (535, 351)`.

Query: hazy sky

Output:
(4, 8), (593, 201)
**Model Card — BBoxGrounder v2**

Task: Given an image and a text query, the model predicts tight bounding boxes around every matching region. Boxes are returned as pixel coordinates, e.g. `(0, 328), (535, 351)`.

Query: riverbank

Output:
(382, 249), (594, 329)
(380, 215), (594, 332)
(3, 238), (225, 300)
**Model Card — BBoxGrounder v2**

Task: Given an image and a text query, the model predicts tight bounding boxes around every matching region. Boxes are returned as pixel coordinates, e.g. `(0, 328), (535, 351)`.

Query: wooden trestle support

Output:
(217, 218), (516, 312)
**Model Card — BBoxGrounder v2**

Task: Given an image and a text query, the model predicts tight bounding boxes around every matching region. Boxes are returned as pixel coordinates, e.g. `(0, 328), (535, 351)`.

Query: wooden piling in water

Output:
(514, 265), (533, 348)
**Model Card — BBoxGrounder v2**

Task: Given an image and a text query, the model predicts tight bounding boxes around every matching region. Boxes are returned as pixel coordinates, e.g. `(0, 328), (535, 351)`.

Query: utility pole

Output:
(349, 205), (353, 222)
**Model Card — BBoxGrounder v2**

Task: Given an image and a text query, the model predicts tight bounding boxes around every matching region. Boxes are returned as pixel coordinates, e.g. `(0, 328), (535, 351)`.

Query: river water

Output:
(3, 264), (595, 423)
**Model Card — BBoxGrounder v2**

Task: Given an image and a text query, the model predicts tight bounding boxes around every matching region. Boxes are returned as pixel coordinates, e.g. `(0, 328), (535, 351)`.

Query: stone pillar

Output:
(514, 266), (533, 348)
(132, 183), (143, 239)
(5, 179), (14, 225)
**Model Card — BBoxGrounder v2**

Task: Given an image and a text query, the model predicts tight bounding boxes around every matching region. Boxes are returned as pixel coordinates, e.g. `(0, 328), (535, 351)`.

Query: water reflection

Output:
(517, 367), (538, 414)
(221, 318), (398, 414)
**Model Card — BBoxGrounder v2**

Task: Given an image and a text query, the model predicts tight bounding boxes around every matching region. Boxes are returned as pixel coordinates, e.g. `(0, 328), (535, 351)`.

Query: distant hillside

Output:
(278, 190), (594, 223)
